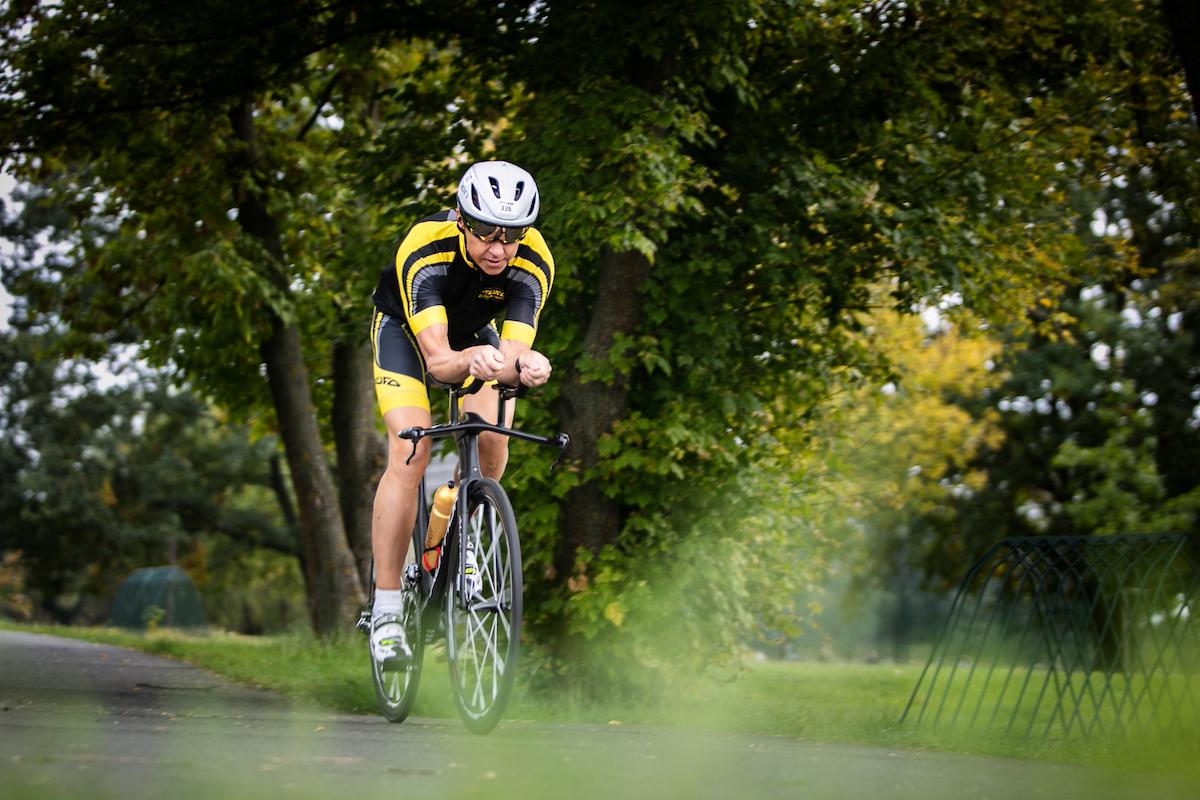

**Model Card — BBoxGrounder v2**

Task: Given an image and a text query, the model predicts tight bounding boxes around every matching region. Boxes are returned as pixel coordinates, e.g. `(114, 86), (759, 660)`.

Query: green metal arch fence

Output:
(900, 534), (1199, 741)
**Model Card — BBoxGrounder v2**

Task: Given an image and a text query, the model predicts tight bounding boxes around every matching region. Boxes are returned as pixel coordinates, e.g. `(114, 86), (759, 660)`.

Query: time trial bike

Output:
(357, 375), (568, 734)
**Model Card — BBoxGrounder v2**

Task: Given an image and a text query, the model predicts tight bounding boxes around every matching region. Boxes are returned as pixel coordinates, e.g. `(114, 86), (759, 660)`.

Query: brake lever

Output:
(399, 427), (422, 465)
(550, 432), (570, 471)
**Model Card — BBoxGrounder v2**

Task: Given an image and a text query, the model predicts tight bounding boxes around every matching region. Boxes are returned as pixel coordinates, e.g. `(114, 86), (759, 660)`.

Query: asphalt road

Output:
(0, 630), (1194, 800)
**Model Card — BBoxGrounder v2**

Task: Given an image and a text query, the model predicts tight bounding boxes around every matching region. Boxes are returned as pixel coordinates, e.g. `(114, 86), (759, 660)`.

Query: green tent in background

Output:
(110, 566), (206, 630)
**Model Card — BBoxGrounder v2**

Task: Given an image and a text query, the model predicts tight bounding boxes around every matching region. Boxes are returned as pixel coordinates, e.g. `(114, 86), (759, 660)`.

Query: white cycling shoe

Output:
(463, 545), (483, 598)
(370, 612), (413, 670)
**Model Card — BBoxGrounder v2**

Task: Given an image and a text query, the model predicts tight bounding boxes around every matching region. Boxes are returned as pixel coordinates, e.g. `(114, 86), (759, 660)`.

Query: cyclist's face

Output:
(461, 222), (519, 275)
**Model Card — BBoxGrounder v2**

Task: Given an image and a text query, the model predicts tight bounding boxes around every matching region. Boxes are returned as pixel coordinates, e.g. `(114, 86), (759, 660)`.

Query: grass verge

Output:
(2, 619), (1195, 777)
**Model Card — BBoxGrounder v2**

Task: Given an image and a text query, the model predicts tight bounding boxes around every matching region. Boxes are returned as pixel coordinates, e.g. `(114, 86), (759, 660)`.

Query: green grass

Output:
(3, 619), (1196, 776)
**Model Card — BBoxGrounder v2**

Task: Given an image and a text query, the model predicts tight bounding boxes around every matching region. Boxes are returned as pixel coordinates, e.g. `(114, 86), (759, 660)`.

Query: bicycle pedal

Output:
(355, 610), (371, 636)
(380, 653), (415, 672)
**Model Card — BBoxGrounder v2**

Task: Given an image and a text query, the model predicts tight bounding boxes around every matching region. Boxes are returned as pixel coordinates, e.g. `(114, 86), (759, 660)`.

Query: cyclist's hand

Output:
(468, 345), (506, 381)
(517, 350), (552, 387)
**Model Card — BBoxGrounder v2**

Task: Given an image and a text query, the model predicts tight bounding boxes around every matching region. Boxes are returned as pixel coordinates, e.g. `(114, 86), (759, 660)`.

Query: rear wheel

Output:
(445, 478), (522, 734)
(370, 505), (426, 723)
(370, 586), (424, 722)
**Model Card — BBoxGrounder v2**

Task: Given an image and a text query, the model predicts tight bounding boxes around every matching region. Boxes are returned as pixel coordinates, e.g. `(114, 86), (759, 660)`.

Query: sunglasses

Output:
(460, 213), (529, 244)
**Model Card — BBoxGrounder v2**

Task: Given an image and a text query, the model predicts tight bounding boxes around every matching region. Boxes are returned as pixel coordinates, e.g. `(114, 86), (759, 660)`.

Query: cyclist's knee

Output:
(478, 432), (509, 477)
(479, 431), (508, 458)
(385, 436), (429, 487)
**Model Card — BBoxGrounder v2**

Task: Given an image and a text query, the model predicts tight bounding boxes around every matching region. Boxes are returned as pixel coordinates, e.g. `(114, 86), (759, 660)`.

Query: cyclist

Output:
(368, 160), (554, 668)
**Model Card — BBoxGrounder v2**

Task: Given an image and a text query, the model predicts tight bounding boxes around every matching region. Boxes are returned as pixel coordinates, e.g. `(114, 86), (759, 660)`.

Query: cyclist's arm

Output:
(415, 325), (549, 387)
(497, 271), (552, 387)
(500, 338), (551, 387)
(415, 324), (489, 384)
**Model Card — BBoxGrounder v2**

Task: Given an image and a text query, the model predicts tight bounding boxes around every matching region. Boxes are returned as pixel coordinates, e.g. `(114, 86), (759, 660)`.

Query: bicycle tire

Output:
(445, 477), (523, 734)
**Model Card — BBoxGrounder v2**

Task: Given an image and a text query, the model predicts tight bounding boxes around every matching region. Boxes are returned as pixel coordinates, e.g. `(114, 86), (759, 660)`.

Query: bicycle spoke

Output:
(468, 610), (504, 666)
(465, 613), (504, 673)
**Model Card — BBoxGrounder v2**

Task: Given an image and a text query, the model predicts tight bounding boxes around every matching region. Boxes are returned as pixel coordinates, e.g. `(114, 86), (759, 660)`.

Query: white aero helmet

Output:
(457, 160), (540, 229)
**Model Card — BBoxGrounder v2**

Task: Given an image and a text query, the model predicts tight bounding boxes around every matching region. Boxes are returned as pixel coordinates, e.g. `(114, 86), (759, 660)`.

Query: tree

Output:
(801, 307), (1005, 588)
(0, 327), (294, 623)
(0, 1), (428, 632)
(852, 33), (1200, 584)
(4, 1), (1195, 681)
(0, 1), (577, 634)
(456, 0), (1192, 673)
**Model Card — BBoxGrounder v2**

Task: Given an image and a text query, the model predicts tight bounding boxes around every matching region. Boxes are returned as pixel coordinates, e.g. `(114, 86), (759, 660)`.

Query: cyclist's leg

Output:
(462, 385), (513, 481)
(370, 312), (432, 591)
(459, 322), (514, 481)
(372, 406), (430, 589)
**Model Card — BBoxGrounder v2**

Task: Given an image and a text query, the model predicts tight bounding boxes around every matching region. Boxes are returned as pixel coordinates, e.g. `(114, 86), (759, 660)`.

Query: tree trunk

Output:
(260, 317), (364, 634)
(1162, 0), (1200, 124)
(553, 247), (653, 578)
(332, 336), (386, 592)
(229, 99), (364, 635)
(268, 453), (303, 564)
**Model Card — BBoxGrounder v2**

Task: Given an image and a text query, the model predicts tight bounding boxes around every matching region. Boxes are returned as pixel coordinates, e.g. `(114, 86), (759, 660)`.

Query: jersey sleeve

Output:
(501, 233), (554, 346)
(396, 221), (459, 335)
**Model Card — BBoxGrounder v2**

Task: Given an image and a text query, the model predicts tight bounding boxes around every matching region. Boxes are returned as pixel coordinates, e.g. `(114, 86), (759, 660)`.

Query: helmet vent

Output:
(488, 177), (501, 198)
(514, 181), (525, 201)
(470, 185), (481, 210)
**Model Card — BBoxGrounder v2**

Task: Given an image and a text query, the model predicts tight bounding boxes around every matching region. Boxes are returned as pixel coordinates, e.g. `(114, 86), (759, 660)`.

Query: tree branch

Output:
(297, 69), (342, 142)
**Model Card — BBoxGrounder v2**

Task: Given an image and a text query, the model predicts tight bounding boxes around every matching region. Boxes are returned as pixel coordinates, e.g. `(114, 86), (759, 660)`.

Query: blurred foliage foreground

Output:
(2, 1), (1199, 697)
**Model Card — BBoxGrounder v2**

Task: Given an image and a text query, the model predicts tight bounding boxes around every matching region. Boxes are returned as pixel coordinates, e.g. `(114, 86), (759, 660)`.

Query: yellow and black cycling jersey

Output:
(370, 209), (554, 414)
(372, 209), (554, 350)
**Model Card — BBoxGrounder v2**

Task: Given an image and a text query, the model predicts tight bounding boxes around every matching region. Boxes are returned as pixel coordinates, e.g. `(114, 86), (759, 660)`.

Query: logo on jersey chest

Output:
(478, 287), (506, 302)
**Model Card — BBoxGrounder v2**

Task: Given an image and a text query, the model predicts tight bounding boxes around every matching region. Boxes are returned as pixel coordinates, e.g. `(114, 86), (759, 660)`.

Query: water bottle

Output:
(421, 482), (457, 571)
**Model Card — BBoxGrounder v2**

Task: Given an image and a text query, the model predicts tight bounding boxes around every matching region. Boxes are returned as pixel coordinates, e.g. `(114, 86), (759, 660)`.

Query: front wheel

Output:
(445, 478), (522, 734)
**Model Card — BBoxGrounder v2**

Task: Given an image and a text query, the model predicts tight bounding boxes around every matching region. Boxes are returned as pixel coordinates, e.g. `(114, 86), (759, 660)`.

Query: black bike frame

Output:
(399, 378), (568, 615)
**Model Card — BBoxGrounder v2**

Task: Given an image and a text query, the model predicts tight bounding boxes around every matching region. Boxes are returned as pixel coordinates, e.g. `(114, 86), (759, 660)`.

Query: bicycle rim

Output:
(445, 478), (522, 734)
